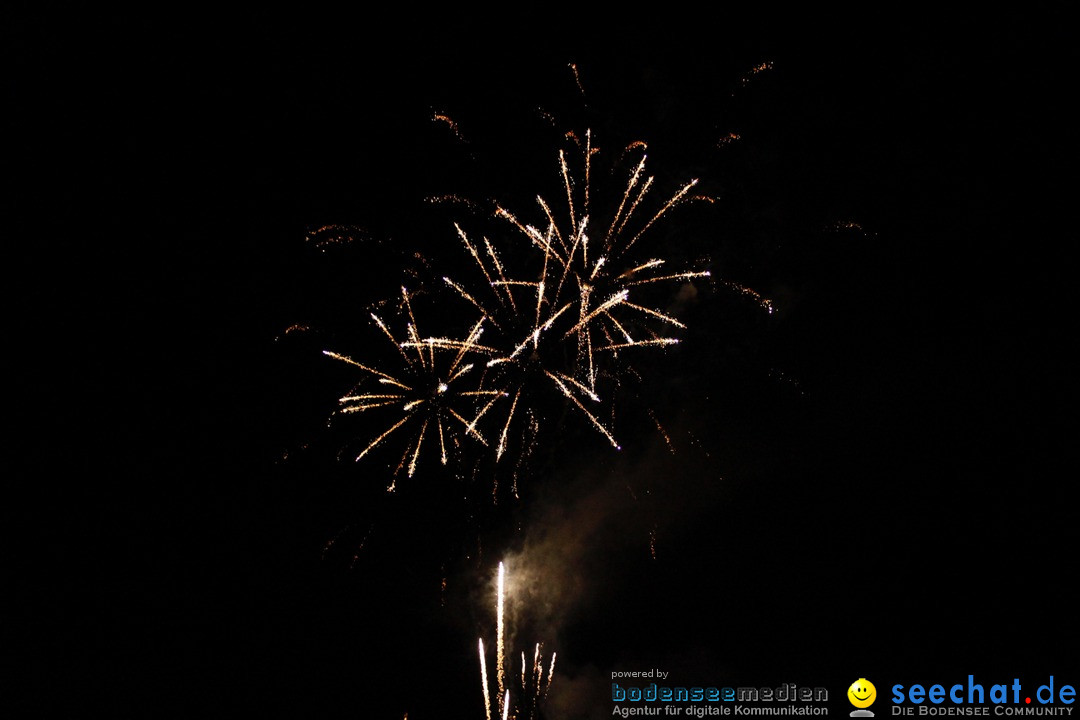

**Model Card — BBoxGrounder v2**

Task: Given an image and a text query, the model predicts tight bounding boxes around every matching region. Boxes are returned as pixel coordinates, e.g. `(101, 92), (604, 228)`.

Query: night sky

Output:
(10, 11), (1076, 718)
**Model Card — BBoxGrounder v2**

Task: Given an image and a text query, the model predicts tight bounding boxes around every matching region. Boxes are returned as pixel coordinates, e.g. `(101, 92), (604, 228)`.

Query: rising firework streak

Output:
(478, 562), (555, 719)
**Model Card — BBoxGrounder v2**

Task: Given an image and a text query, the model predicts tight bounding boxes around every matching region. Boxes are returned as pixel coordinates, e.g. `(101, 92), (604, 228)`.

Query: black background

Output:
(10, 10), (1076, 717)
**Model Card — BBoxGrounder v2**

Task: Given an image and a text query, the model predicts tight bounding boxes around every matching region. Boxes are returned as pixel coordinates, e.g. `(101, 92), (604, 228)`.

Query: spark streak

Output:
(545, 653), (556, 697)
(562, 289), (628, 338)
(623, 179), (699, 255)
(596, 338), (680, 352)
(322, 351), (397, 383)
(621, 300), (687, 328)
(546, 370), (620, 449)
(355, 416), (411, 462)
(479, 638), (492, 720)
(496, 562), (506, 717)
(497, 389), (520, 461)
(624, 270), (711, 287)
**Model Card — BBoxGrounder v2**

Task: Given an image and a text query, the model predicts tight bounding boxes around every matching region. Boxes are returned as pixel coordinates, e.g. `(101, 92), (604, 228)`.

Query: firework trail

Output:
(545, 653), (556, 698)
(478, 561), (555, 720)
(479, 638), (492, 720)
(496, 561), (506, 717)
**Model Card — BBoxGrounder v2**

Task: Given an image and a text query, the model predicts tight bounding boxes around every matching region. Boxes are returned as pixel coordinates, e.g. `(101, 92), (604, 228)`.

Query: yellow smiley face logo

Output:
(848, 679), (877, 708)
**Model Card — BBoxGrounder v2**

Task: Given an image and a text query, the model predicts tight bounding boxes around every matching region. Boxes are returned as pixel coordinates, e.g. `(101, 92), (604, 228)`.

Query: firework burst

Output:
(322, 285), (506, 489)
(442, 128), (711, 459)
(316, 128), (715, 497)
